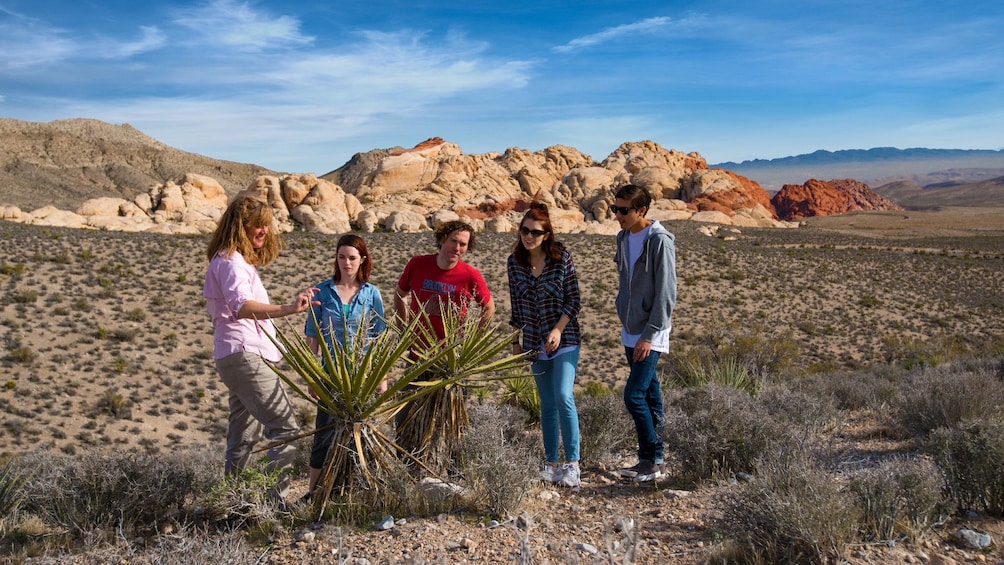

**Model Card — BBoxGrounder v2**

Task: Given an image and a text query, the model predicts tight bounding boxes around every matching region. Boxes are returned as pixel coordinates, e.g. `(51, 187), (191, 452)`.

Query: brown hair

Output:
(333, 234), (373, 283)
(613, 184), (653, 215)
(435, 220), (477, 252)
(205, 192), (282, 266)
(512, 201), (564, 267)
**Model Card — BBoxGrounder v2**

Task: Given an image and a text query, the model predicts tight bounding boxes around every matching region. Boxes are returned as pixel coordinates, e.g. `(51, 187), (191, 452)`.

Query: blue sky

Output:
(1, 1), (1002, 174)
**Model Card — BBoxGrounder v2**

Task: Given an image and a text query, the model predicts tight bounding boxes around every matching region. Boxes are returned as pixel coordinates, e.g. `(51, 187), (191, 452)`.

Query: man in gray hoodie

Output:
(611, 184), (677, 483)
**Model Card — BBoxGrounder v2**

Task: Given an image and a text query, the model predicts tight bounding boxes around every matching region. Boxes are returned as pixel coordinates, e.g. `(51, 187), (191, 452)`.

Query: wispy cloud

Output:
(0, 11), (76, 71)
(553, 16), (672, 53)
(97, 26), (167, 59)
(171, 0), (313, 51)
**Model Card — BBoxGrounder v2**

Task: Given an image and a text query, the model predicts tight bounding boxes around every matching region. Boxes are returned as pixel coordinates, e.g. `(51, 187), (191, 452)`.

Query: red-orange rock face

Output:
(771, 178), (902, 220)
(687, 170), (779, 220)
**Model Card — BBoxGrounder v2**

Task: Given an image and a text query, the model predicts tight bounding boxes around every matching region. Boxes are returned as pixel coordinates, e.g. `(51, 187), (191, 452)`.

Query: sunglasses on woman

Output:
(519, 226), (547, 237)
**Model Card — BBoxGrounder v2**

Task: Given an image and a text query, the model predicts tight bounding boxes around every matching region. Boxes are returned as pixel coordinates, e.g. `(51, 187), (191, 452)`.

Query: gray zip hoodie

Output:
(614, 220), (677, 342)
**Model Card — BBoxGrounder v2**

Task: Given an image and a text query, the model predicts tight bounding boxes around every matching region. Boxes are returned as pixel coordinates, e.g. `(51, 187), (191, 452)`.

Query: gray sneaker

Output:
(633, 460), (664, 483)
(559, 464), (580, 489)
(618, 460), (649, 478)
(540, 464), (563, 483)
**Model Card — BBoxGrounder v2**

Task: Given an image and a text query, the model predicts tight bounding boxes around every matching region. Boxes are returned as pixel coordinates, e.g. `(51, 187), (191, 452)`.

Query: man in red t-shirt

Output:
(394, 220), (495, 340)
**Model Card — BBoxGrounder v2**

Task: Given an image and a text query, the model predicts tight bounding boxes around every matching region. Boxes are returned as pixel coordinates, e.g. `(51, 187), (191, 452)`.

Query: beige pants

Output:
(216, 352), (300, 499)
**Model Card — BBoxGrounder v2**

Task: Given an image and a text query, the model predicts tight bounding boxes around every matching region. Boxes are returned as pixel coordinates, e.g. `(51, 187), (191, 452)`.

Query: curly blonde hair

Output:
(206, 192), (282, 266)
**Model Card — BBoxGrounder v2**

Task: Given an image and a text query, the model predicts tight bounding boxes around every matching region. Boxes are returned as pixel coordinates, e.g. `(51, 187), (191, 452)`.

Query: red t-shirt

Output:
(397, 254), (492, 340)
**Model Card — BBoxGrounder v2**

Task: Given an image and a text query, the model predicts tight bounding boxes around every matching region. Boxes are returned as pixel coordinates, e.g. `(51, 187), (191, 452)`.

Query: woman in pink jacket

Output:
(203, 192), (318, 501)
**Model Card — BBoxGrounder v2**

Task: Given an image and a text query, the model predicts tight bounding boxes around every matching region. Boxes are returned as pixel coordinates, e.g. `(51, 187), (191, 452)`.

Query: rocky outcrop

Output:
(771, 178), (904, 220)
(5, 136), (801, 234)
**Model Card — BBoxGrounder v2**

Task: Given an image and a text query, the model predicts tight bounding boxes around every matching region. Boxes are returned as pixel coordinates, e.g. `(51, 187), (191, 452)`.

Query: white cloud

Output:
(171, 0), (313, 51)
(98, 26), (167, 59)
(553, 16), (673, 53)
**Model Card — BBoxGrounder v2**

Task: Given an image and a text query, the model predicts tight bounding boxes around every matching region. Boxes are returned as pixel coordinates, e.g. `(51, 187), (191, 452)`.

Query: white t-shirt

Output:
(621, 225), (670, 353)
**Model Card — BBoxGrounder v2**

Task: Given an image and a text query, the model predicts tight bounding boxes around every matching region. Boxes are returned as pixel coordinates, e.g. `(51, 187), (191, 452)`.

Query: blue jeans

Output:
(623, 347), (664, 464)
(533, 347), (580, 463)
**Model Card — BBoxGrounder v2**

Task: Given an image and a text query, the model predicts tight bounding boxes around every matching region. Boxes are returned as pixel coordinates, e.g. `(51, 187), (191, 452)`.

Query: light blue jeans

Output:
(533, 347), (581, 463)
(623, 347), (664, 464)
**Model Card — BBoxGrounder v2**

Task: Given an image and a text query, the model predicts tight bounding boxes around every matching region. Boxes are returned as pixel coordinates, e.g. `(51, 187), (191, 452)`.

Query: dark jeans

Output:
(623, 347), (664, 464)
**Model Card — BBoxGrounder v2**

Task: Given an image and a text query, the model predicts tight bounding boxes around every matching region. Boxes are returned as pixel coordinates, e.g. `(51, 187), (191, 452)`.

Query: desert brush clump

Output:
(847, 455), (951, 542)
(662, 384), (821, 483)
(17, 448), (218, 540)
(716, 450), (858, 565)
(795, 365), (905, 411)
(923, 417), (1004, 517)
(455, 403), (538, 519)
(665, 319), (800, 393)
(896, 362), (1004, 436)
(575, 388), (634, 465)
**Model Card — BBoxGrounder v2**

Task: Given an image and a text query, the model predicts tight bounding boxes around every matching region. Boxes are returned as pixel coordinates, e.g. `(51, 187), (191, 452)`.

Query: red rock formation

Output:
(771, 178), (903, 220)
(687, 170), (779, 219)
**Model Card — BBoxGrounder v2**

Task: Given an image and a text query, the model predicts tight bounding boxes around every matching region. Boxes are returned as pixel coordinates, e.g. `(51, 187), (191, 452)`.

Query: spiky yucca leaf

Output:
(260, 309), (465, 519)
(394, 299), (531, 470)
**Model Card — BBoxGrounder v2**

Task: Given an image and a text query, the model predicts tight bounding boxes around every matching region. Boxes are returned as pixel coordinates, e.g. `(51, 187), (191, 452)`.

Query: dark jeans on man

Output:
(623, 346), (664, 464)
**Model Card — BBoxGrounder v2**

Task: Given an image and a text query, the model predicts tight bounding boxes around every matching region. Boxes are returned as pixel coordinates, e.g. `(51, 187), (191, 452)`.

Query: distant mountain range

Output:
(713, 147), (1004, 194)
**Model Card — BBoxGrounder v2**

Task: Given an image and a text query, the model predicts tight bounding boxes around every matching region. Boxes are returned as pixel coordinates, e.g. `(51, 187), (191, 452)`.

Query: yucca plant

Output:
(264, 308), (462, 519)
(393, 299), (530, 473)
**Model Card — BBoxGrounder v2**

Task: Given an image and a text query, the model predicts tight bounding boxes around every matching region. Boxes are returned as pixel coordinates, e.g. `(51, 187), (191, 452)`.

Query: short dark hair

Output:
(435, 220), (477, 252)
(614, 184), (653, 215)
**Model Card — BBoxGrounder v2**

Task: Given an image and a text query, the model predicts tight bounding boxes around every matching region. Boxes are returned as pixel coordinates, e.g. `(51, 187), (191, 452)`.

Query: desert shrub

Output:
(665, 319), (801, 391)
(203, 462), (288, 536)
(0, 459), (27, 536)
(663, 385), (809, 483)
(500, 372), (541, 425)
(924, 418), (1004, 517)
(19, 448), (219, 536)
(881, 333), (974, 370)
(576, 390), (633, 465)
(456, 403), (537, 519)
(97, 388), (131, 418)
(795, 366), (904, 411)
(718, 452), (857, 564)
(754, 385), (837, 437)
(54, 527), (256, 565)
(8, 345), (36, 364)
(848, 456), (951, 542)
(897, 364), (1004, 436)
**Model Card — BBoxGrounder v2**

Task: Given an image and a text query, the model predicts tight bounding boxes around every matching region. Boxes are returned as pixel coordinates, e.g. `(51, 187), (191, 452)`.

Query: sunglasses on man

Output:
(609, 204), (636, 215)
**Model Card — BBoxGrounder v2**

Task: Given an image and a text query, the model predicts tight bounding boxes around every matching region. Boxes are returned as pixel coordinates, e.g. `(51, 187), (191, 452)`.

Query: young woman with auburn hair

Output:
(507, 202), (583, 489)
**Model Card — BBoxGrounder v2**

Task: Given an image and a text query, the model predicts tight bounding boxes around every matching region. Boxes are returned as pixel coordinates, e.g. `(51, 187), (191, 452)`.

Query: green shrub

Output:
(500, 372), (541, 425)
(924, 418), (1004, 517)
(848, 456), (951, 542)
(665, 319), (801, 391)
(882, 333), (973, 370)
(8, 345), (36, 364)
(897, 364), (1004, 436)
(718, 452), (857, 564)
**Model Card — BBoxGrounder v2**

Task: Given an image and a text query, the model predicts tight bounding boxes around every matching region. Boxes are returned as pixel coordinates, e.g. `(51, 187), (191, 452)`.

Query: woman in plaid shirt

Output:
(507, 202), (583, 489)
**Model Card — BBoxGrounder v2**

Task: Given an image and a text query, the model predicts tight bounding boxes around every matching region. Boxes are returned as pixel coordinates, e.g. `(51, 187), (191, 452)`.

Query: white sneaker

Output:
(559, 463), (581, 489)
(540, 464), (563, 483)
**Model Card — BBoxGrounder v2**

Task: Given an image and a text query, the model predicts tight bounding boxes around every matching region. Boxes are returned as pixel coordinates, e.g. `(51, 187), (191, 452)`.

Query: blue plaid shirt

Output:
(507, 248), (581, 355)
